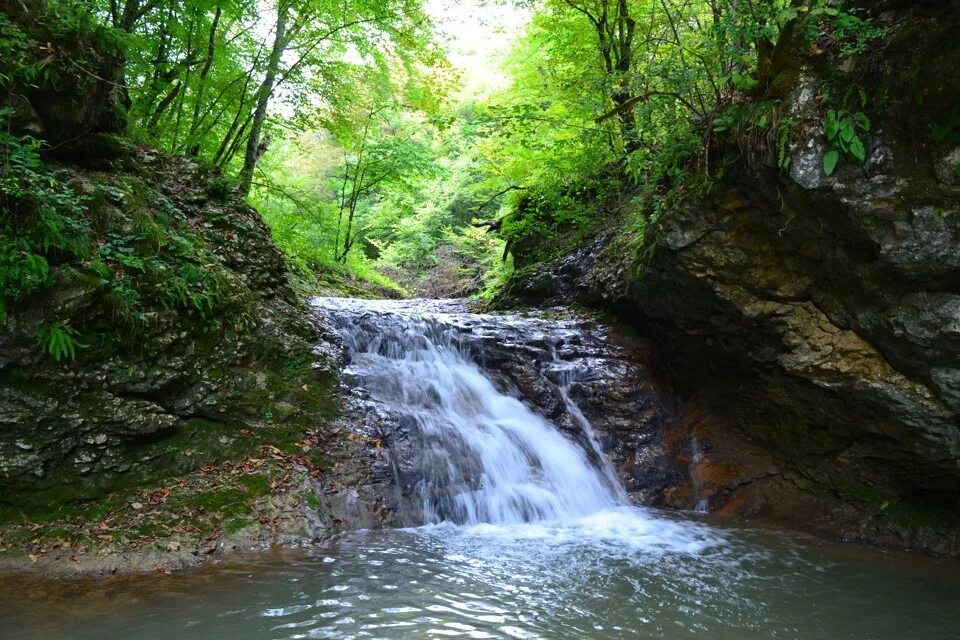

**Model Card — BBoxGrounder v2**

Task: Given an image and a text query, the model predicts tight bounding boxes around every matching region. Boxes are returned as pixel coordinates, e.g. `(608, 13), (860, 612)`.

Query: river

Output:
(1, 298), (957, 638)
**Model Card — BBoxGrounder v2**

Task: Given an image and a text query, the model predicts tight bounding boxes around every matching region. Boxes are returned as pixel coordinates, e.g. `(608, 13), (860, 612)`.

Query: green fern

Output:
(36, 322), (87, 362)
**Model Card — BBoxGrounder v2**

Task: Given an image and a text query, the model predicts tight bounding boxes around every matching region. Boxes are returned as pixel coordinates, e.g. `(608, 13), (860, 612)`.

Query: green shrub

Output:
(822, 105), (870, 175)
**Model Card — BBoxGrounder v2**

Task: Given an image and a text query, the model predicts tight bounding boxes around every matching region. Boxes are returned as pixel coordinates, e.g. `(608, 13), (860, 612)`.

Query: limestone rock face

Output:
(500, 4), (960, 555)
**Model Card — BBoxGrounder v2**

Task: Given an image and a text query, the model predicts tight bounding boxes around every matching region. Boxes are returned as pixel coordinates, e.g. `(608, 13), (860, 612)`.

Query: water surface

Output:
(2, 509), (958, 639)
(5, 299), (956, 638)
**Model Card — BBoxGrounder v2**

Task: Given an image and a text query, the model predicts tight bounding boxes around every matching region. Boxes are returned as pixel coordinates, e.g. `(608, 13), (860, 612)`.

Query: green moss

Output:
(176, 487), (248, 519)
(301, 490), (321, 510)
(0, 367), (30, 390)
(0, 547), (23, 559)
(135, 522), (172, 537)
(238, 473), (271, 497)
(879, 501), (960, 533)
(224, 516), (254, 534)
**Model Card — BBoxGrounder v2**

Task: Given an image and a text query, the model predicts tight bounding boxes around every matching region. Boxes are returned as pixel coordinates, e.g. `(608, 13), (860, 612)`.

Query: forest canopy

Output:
(2, 0), (885, 298)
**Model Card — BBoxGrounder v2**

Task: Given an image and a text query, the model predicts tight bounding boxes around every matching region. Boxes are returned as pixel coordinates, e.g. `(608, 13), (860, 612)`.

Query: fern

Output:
(778, 118), (795, 169)
(36, 322), (87, 362)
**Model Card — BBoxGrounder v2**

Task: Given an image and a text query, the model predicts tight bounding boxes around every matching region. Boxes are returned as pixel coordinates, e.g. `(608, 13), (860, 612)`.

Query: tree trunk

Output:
(237, 1), (289, 196)
(186, 5), (222, 156)
(147, 80), (181, 133)
(213, 68), (257, 167)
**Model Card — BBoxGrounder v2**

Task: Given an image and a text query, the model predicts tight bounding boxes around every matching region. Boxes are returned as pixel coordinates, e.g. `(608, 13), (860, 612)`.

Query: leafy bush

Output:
(774, 3), (887, 59)
(822, 105), (870, 175)
(89, 215), (253, 338)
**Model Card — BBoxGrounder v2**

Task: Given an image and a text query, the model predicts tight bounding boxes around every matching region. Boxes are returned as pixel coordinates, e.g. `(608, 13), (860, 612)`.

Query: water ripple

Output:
(2, 516), (959, 640)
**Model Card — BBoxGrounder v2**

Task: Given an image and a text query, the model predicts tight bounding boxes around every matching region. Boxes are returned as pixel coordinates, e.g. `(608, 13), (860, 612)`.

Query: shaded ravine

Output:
(2, 298), (960, 640)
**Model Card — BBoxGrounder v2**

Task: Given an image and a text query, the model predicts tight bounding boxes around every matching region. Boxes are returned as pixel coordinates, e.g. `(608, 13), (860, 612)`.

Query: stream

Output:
(1, 298), (958, 639)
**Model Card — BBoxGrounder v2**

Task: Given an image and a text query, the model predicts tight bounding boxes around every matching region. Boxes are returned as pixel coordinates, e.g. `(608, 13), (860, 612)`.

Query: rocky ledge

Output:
(0, 149), (389, 575)
(499, 3), (960, 556)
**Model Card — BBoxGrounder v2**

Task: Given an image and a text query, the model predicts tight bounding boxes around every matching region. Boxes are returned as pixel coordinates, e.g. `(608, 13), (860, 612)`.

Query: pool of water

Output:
(2, 507), (958, 639)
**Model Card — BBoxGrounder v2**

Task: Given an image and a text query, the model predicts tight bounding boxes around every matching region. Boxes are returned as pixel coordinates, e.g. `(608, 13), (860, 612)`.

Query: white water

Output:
(319, 298), (624, 525)
(5, 299), (958, 640)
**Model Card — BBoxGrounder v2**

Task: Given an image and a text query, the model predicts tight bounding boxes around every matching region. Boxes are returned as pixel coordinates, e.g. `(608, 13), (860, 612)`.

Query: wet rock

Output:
(5, 93), (44, 137)
(313, 299), (677, 520)
(934, 148), (960, 187)
(498, 4), (960, 556)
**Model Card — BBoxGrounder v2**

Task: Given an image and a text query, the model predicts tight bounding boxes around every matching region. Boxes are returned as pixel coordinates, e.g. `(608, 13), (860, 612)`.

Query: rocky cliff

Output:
(0, 5), (387, 573)
(501, 2), (960, 556)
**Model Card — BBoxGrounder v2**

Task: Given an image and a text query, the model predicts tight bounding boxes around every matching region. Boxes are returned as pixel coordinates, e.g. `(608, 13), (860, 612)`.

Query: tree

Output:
(237, 0), (290, 195)
(560, 0), (638, 151)
(117, 0), (442, 196)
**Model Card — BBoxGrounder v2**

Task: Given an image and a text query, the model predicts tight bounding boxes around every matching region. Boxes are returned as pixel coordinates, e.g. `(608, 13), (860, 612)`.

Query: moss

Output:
(181, 488), (248, 519)
(1, 414), (273, 517)
(238, 473), (271, 497)
(0, 366), (31, 390)
(301, 490), (321, 510)
(879, 501), (960, 533)
(224, 516), (254, 534)
(304, 449), (333, 471)
(0, 547), (23, 559)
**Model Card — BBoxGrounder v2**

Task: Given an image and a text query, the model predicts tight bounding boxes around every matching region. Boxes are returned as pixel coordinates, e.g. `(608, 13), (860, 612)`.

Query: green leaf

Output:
(849, 137), (867, 162)
(840, 124), (855, 143)
(853, 112), (870, 132)
(825, 118), (839, 141)
(777, 7), (799, 24)
(823, 150), (840, 175)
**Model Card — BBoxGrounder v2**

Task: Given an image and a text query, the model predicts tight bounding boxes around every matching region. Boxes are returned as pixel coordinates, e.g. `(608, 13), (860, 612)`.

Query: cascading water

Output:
(550, 357), (630, 506)
(314, 297), (627, 526)
(5, 299), (956, 640)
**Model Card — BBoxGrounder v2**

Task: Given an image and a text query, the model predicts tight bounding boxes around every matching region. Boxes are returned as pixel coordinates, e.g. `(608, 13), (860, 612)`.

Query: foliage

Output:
(0, 0), (899, 306)
(933, 113), (960, 146)
(712, 100), (794, 170)
(85, 189), (254, 338)
(0, 112), (91, 323)
(35, 322), (86, 361)
(464, 0), (790, 266)
(788, 3), (887, 58)
(115, 0), (445, 192)
(822, 102), (870, 176)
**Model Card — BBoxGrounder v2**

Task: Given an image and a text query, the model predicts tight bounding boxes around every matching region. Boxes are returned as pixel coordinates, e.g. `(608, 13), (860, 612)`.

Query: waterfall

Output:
(314, 298), (627, 526)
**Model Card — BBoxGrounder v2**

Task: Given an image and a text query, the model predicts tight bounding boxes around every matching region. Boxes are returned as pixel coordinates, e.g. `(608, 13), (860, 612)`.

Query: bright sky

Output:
(425, 0), (530, 98)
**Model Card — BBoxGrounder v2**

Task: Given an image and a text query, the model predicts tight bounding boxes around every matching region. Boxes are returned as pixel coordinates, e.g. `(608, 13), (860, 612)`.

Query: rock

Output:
(497, 3), (960, 556)
(934, 148), (960, 187)
(314, 299), (676, 520)
(0, 152), (340, 510)
(5, 93), (44, 137)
